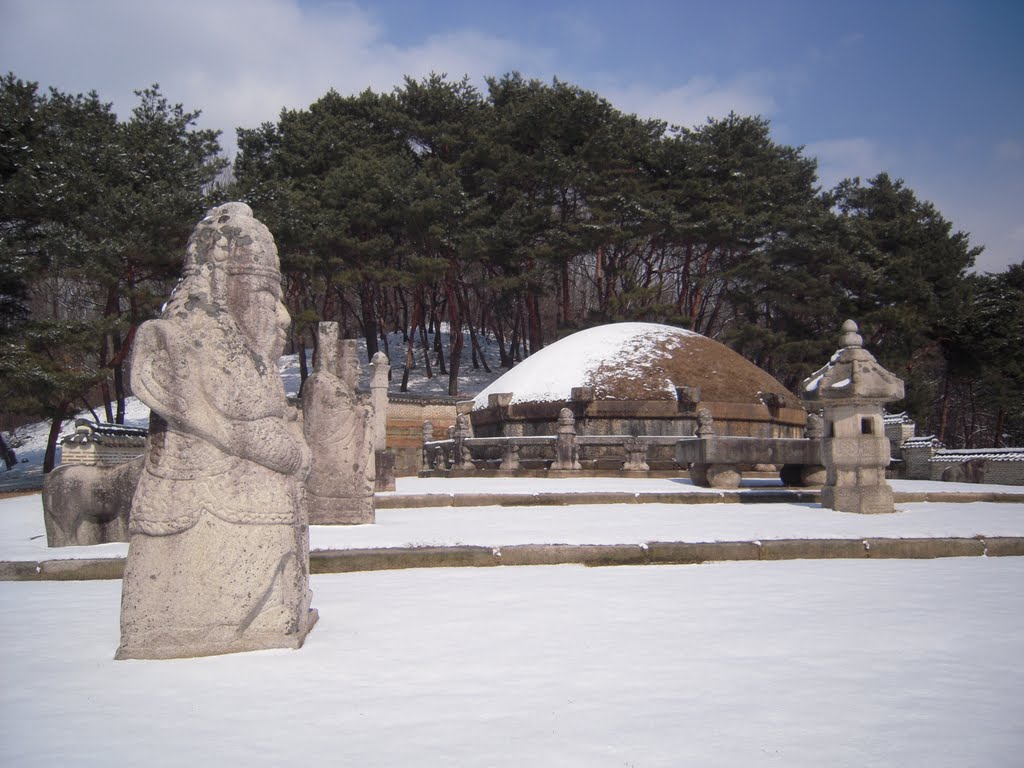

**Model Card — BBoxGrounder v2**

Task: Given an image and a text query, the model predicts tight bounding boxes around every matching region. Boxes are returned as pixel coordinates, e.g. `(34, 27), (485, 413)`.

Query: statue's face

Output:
(228, 274), (290, 363)
(340, 351), (360, 389)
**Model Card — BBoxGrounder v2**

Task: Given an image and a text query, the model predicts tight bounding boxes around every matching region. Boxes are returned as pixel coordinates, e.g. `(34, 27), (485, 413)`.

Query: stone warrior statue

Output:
(303, 324), (376, 524)
(117, 203), (317, 659)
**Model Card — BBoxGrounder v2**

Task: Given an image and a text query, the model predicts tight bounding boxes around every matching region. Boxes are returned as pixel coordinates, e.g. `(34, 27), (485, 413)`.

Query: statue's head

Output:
(175, 202), (290, 363)
(339, 339), (360, 390)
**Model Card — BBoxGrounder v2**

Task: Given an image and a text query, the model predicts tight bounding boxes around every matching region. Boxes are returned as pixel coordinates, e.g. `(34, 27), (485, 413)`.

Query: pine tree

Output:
(0, 75), (224, 468)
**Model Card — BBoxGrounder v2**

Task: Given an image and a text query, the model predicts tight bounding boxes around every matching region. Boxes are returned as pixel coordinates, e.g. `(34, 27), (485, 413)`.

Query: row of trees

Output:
(231, 73), (1020, 446)
(2, 71), (1022, 470)
(1, 74), (224, 468)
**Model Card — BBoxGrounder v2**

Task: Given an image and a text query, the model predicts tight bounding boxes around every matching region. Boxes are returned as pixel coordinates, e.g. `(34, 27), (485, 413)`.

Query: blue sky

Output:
(1, 0), (1021, 272)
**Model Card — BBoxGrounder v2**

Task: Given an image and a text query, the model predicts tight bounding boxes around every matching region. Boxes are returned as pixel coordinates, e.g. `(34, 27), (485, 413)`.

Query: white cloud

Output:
(994, 140), (1023, 163)
(0, 0), (542, 154)
(604, 74), (777, 130)
(803, 137), (882, 190)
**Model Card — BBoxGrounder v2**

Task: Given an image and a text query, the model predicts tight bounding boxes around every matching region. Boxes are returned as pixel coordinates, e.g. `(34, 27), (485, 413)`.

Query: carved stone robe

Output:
(117, 309), (316, 659)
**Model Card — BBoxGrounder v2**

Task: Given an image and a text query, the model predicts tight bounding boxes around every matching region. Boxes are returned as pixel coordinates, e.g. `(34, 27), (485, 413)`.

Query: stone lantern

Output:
(801, 320), (905, 514)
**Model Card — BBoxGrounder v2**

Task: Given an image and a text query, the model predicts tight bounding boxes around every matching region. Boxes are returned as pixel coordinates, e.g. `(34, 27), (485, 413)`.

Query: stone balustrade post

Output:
(623, 436), (650, 472)
(432, 445), (447, 471)
(553, 407), (581, 471)
(421, 420), (434, 472)
(452, 413), (474, 471)
(500, 439), (521, 471)
(696, 408), (716, 437)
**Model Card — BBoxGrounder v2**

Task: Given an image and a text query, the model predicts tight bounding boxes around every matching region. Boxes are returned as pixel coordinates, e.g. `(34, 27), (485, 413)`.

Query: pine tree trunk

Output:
(446, 281), (462, 396)
(43, 416), (64, 473)
(419, 295), (433, 379)
(432, 301), (448, 377)
(937, 372), (951, 444)
(100, 333), (114, 423)
(361, 281), (379, 359)
(510, 311), (521, 363)
(461, 284), (490, 373)
(398, 288), (410, 343)
(101, 288), (118, 423)
(561, 261), (572, 327)
(114, 360), (126, 424)
(526, 293), (543, 354)
(297, 329), (309, 396)
(107, 325), (137, 425)
(494, 322), (512, 368)
(401, 306), (418, 392)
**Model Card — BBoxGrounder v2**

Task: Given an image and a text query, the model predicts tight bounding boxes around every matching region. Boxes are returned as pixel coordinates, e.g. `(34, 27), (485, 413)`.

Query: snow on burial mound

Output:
(473, 322), (801, 408)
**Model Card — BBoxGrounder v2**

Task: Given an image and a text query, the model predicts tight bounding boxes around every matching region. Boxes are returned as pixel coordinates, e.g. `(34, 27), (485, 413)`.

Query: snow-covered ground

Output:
(2, 477), (1022, 563)
(2, 559), (1022, 767)
(4, 325), (1022, 765)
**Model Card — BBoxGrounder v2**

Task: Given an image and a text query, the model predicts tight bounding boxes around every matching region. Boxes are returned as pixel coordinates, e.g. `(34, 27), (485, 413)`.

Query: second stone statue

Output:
(302, 322), (378, 524)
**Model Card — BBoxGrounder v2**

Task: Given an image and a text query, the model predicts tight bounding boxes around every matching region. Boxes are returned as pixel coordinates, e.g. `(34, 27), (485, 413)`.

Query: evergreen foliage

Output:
(3, 70), (1018, 454)
(0, 74), (223, 469)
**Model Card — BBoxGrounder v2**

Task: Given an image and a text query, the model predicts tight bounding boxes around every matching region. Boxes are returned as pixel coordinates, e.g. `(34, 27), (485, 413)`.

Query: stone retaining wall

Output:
(6, 536), (1023, 581)
(385, 394), (459, 475)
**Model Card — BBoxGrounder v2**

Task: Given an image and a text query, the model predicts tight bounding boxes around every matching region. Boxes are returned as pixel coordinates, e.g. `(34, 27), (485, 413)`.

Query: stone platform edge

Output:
(376, 490), (1024, 509)
(4, 536), (1024, 581)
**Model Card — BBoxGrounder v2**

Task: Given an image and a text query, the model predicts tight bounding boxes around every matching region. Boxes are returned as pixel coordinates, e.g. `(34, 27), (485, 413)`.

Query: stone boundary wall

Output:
(929, 450), (1024, 485)
(885, 413), (1024, 487)
(59, 420), (148, 467)
(5, 535), (1023, 581)
(60, 444), (145, 466)
(385, 394), (459, 476)
(884, 412), (916, 460)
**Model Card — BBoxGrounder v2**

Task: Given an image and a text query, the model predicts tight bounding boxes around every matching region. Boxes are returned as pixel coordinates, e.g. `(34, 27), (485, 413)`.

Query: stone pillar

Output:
(801, 320), (904, 514)
(369, 351), (395, 492)
(421, 420), (435, 472)
(432, 444), (447, 471)
(622, 436), (650, 472)
(369, 352), (389, 451)
(688, 408), (715, 486)
(452, 412), (474, 471)
(553, 407), (581, 471)
(801, 413), (828, 485)
(456, 400), (475, 437)
(500, 439), (521, 472)
(696, 408), (715, 437)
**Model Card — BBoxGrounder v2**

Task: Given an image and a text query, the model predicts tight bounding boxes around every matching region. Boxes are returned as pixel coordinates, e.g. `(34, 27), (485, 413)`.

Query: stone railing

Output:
(422, 408), (675, 474)
(421, 407), (825, 488)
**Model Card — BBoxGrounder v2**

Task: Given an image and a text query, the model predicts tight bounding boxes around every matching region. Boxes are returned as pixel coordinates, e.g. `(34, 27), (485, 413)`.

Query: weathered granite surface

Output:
(117, 202), (317, 659)
(303, 324), (376, 524)
(42, 458), (143, 547)
(802, 320), (904, 514)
